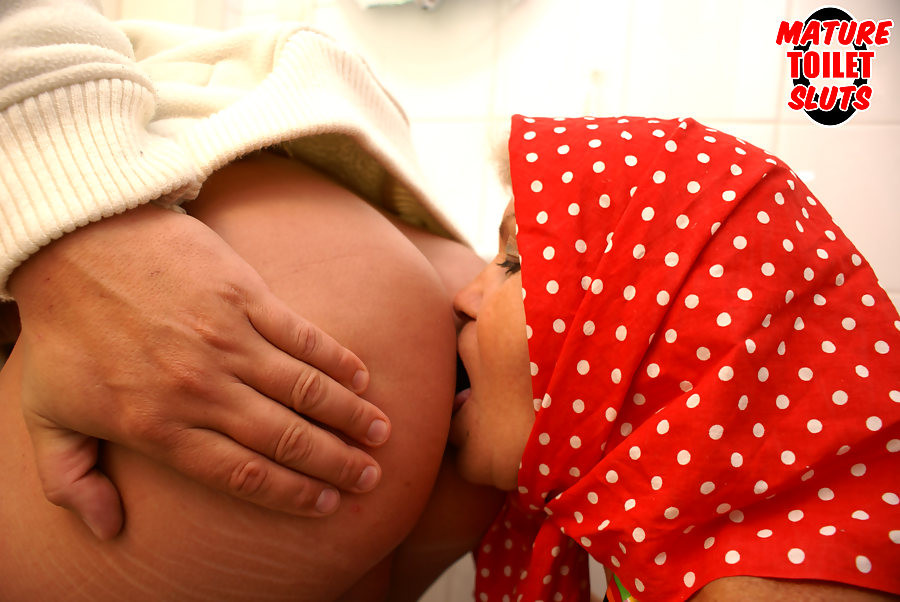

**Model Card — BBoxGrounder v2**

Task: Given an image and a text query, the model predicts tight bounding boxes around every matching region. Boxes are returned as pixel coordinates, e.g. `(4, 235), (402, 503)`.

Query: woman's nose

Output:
(452, 274), (483, 322)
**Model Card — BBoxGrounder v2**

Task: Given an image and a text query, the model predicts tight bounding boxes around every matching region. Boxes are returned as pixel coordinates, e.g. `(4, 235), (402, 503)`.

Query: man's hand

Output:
(8, 203), (391, 539)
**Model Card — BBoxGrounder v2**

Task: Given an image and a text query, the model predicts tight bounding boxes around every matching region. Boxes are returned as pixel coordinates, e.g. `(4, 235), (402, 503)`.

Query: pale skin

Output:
(450, 207), (534, 491)
(7, 177), (394, 539)
(449, 199), (896, 601)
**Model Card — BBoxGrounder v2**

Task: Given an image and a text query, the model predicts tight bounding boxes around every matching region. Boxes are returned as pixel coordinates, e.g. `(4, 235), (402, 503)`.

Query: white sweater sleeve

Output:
(0, 0), (200, 297)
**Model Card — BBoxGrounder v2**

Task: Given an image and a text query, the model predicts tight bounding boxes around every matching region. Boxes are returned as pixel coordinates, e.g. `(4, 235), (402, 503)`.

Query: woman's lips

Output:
(453, 351), (472, 416)
(453, 387), (471, 415)
(455, 353), (471, 392)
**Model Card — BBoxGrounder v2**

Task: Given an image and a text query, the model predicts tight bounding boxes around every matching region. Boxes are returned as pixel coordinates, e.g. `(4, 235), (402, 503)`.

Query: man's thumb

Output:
(25, 421), (123, 540)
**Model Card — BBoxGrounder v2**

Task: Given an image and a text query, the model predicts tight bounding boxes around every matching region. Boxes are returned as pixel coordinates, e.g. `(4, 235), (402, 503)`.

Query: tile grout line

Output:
(773, 0), (793, 152)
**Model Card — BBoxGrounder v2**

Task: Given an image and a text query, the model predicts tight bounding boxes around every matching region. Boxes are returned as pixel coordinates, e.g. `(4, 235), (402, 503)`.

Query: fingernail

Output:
(355, 465), (379, 491)
(351, 369), (369, 393)
(315, 488), (340, 514)
(82, 517), (105, 540)
(366, 419), (389, 445)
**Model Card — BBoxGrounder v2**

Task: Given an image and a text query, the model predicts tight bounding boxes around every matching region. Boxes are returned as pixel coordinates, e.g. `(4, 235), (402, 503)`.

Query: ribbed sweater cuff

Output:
(0, 78), (200, 298)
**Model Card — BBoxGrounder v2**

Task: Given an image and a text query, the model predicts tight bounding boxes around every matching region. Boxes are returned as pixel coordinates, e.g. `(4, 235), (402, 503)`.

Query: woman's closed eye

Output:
(497, 256), (521, 276)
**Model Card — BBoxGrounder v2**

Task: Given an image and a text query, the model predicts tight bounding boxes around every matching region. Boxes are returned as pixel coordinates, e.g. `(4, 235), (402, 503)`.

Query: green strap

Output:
(613, 573), (634, 601)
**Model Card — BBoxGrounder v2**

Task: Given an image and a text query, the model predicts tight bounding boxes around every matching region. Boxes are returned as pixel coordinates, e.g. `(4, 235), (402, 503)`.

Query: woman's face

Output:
(450, 200), (535, 491)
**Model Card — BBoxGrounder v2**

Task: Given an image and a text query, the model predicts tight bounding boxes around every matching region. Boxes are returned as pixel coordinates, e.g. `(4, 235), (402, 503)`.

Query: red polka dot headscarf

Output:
(474, 115), (900, 602)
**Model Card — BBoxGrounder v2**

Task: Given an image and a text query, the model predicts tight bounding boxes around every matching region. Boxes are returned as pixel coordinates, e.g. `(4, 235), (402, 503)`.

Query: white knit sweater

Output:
(0, 0), (461, 298)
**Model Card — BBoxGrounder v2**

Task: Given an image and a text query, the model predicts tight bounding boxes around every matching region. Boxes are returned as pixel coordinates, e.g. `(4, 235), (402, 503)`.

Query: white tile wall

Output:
(775, 123), (900, 291)
(419, 553), (608, 602)
(420, 554), (476, 602)
(316, 0), (501, 122)
(493, 0), (622, 119)
(616, 1), (789, 121)
(105, 0), (900, 598)
(410, 119), (512, 254)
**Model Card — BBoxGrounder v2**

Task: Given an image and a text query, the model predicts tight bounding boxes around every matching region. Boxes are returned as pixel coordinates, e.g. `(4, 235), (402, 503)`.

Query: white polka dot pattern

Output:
(475, 115), (900, 602)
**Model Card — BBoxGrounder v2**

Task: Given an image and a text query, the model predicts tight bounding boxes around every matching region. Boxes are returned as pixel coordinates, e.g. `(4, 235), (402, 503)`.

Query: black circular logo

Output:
(792, 6), (867, 126)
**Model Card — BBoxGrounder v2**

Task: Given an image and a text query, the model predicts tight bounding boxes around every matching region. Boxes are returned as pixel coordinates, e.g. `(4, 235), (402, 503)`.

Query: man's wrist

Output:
(8, 203), (169, 309)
